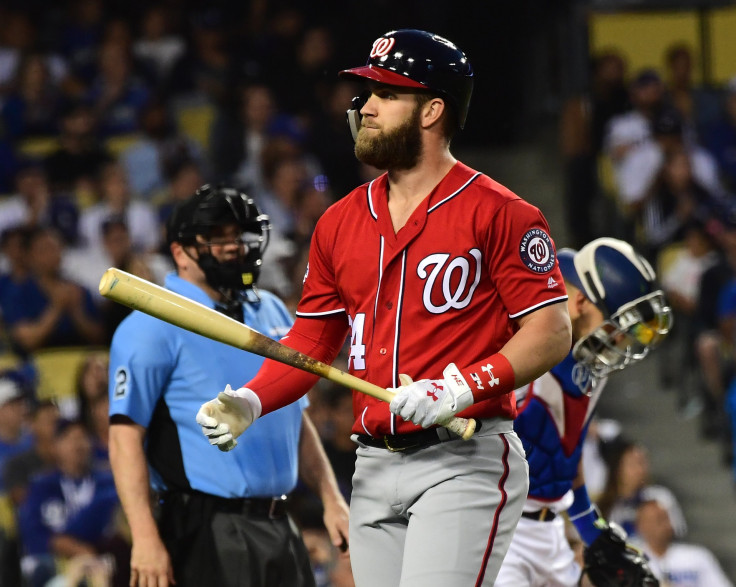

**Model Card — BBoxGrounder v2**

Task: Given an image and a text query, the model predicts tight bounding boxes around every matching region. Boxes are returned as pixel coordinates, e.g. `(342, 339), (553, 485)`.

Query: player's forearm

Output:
(298, 413), (343, 507)
(498, 302), (572, 388)
(109, 422), (160, 540)
(11, 306), (63, 351)
(247, 314), (349, 414)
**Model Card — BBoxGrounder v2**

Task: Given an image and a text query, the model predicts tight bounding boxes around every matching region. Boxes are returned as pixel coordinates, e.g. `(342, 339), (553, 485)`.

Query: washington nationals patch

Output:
(519, 228), (555, 274)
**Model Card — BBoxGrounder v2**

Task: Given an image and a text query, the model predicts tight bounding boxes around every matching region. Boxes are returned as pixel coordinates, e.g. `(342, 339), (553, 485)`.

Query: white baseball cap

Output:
(0, 377), (23, 407)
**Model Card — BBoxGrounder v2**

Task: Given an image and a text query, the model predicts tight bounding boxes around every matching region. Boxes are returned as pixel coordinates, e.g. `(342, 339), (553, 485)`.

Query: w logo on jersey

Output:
(417, 249), (482, 314)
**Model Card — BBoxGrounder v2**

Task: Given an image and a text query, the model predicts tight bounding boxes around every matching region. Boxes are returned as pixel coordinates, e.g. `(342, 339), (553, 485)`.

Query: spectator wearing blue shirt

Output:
(108, 185), (348, 587)
(2, 227), (103, 355)
(85, 40), (150, 138)
(17, 419), (124, 587)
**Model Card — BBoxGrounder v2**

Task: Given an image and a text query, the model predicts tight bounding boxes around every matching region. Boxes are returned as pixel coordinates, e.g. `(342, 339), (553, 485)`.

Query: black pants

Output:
(157, 492), (316, 587)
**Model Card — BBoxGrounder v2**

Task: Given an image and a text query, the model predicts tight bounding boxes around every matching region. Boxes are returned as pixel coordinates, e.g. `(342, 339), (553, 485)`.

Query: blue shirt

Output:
(18, 468), (119, 556)
(108, 273), (306, 498)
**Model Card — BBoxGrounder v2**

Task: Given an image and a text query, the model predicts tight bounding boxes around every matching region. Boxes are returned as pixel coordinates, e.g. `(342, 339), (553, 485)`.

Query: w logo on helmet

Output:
(370, 37), (395, 58)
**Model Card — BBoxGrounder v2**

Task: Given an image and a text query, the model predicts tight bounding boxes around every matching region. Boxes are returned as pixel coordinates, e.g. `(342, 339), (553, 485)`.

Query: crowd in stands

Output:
(560, 39), (736, 584)
(0, 0), (734, 584)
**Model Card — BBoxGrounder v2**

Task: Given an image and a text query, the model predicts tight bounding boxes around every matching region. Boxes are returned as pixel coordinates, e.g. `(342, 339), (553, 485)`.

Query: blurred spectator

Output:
(3, 400), (60, 507)
(1, 51), (64, 141)
(84, 39), (150, 138)
(271, 25), (336, 122)
(616, 108), (722, 216)
(66, 217), (160, 342)
(581, 417), (623, 500)
(635, 489), (733, 586)
(0, 226), (32, 311)
(155, 158), (206, 232)
(0, 162), (79, 246)
(659, 221), (721, 410)
(210, 82), (281, 186)
(664, 43), (722, 143)
(133, 5), (186, 90)
(560, 50), (630, 248)
(165, 8), (236, 105)
(704, 76), (736, 193)
(1, 226), (104, 354)
(78, 161), (160, 252)
(0, 373), (32, 493)
(306, 79), (364, 199)
(0, 10), (70, 97)
(605, 68), (666, 166)
(257, 145), (309, 236)
(43, 100), (114, 197)
(637, 146), (719, 258)
(119, 98), (206, 198)
(691, 216), (736, 443)
(17, 418), (125, 587)
(56, 0), (105, 87)
(597, 439), (687, 540)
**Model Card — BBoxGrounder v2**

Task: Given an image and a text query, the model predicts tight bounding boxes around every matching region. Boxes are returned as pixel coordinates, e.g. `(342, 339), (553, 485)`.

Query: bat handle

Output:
(445, 416), (476, 440)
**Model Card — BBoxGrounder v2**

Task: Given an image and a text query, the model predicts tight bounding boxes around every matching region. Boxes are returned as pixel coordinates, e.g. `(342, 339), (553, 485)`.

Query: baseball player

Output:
(108, 186), (349, 587)
(495, 237), (671, 587)
(196, 29), (572, 586)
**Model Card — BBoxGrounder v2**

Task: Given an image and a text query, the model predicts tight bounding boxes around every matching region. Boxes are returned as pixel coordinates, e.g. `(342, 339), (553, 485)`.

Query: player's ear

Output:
(421, 97), (446, 129)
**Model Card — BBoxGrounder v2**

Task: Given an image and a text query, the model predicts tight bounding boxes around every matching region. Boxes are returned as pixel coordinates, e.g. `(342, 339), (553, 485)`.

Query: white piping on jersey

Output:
(390, 250), (407, 435)
(295, 308), (346, 317)
(372, 237), (385, 325)
(427, 172), (481, 213)
(367, 179), (378, 220)
(360, 406), (372, 436)
(508, 294), (568, 319)
(392, 250), (407, 389)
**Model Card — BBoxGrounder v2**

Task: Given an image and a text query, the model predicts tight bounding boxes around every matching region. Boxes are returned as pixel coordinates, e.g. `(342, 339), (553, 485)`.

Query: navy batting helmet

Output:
(558, 238), (672, 378)
(340, 29), (474, 136)
(167, 184), (270, 291)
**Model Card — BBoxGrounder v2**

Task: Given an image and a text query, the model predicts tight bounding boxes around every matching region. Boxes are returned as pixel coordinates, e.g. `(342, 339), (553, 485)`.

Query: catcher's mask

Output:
(167, 184), (270, 292)
(559, 238), (672, 381)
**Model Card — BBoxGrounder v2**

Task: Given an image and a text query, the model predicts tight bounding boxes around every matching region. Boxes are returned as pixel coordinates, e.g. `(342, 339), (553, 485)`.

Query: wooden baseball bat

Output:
(99, 268), (476, 440)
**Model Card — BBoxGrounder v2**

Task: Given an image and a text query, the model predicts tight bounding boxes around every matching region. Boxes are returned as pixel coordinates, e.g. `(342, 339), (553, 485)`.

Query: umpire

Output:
(108, 185), (349, 587)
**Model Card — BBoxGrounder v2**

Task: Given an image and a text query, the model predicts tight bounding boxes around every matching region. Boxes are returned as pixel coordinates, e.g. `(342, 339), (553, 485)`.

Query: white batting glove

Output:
(388, 364), (474, 428)
(195, 385), (262, 452)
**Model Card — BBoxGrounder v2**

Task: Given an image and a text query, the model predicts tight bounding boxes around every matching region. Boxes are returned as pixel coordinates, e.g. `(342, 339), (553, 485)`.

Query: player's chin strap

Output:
(345, 91), (370, 142)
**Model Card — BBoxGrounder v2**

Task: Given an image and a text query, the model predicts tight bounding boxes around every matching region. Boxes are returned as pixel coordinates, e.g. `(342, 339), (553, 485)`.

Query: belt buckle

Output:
(383, 436), (418, 452)
(269, 495), (286, 519)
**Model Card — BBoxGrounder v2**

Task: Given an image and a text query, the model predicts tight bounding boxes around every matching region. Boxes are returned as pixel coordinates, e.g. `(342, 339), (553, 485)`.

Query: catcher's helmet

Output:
(167, 184), (270, 291)
(558, 238), (672, 379)
(340, 29), (474, 137)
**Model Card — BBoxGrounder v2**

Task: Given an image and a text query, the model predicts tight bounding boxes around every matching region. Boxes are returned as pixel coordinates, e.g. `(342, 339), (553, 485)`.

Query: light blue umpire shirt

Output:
(108, 272), (307, 498)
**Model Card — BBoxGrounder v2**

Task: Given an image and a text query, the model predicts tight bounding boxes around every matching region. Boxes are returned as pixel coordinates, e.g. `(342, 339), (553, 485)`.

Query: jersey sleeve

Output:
(487, 199), (567, 319)
(108, 314), (175, 427)
(296, 215), (346, 317)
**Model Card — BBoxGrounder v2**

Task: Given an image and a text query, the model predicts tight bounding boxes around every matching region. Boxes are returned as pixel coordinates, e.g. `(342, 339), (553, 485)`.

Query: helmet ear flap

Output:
(346, 91), (370, 142)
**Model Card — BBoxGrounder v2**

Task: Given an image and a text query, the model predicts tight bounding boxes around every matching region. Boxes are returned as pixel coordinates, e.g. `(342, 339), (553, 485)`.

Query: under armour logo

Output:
(481, 364), (500, 387)
(427, 382), (443, 401)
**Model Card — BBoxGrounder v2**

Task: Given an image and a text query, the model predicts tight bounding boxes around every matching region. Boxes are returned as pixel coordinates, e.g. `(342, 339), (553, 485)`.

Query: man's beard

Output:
(354, 106), (423, 171)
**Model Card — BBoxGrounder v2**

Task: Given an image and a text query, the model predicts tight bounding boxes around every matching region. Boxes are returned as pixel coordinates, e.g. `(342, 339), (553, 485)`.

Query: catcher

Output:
(496, 237), (670, 587)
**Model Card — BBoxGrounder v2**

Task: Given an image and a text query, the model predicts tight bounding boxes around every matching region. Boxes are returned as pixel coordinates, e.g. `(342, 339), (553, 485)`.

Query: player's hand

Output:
(388, 364), (474, 428)
(196, 385), (262, 451)
(130, 531), (176, 586)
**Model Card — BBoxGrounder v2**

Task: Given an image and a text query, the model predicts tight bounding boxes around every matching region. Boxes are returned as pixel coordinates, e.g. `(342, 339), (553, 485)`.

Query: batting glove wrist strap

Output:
(442, 363), (475, 412)
(457, 353), (515, 402)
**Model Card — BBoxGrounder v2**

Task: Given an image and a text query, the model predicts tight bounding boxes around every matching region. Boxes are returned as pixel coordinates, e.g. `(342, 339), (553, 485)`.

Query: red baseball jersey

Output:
(297, 162), (568, 436)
